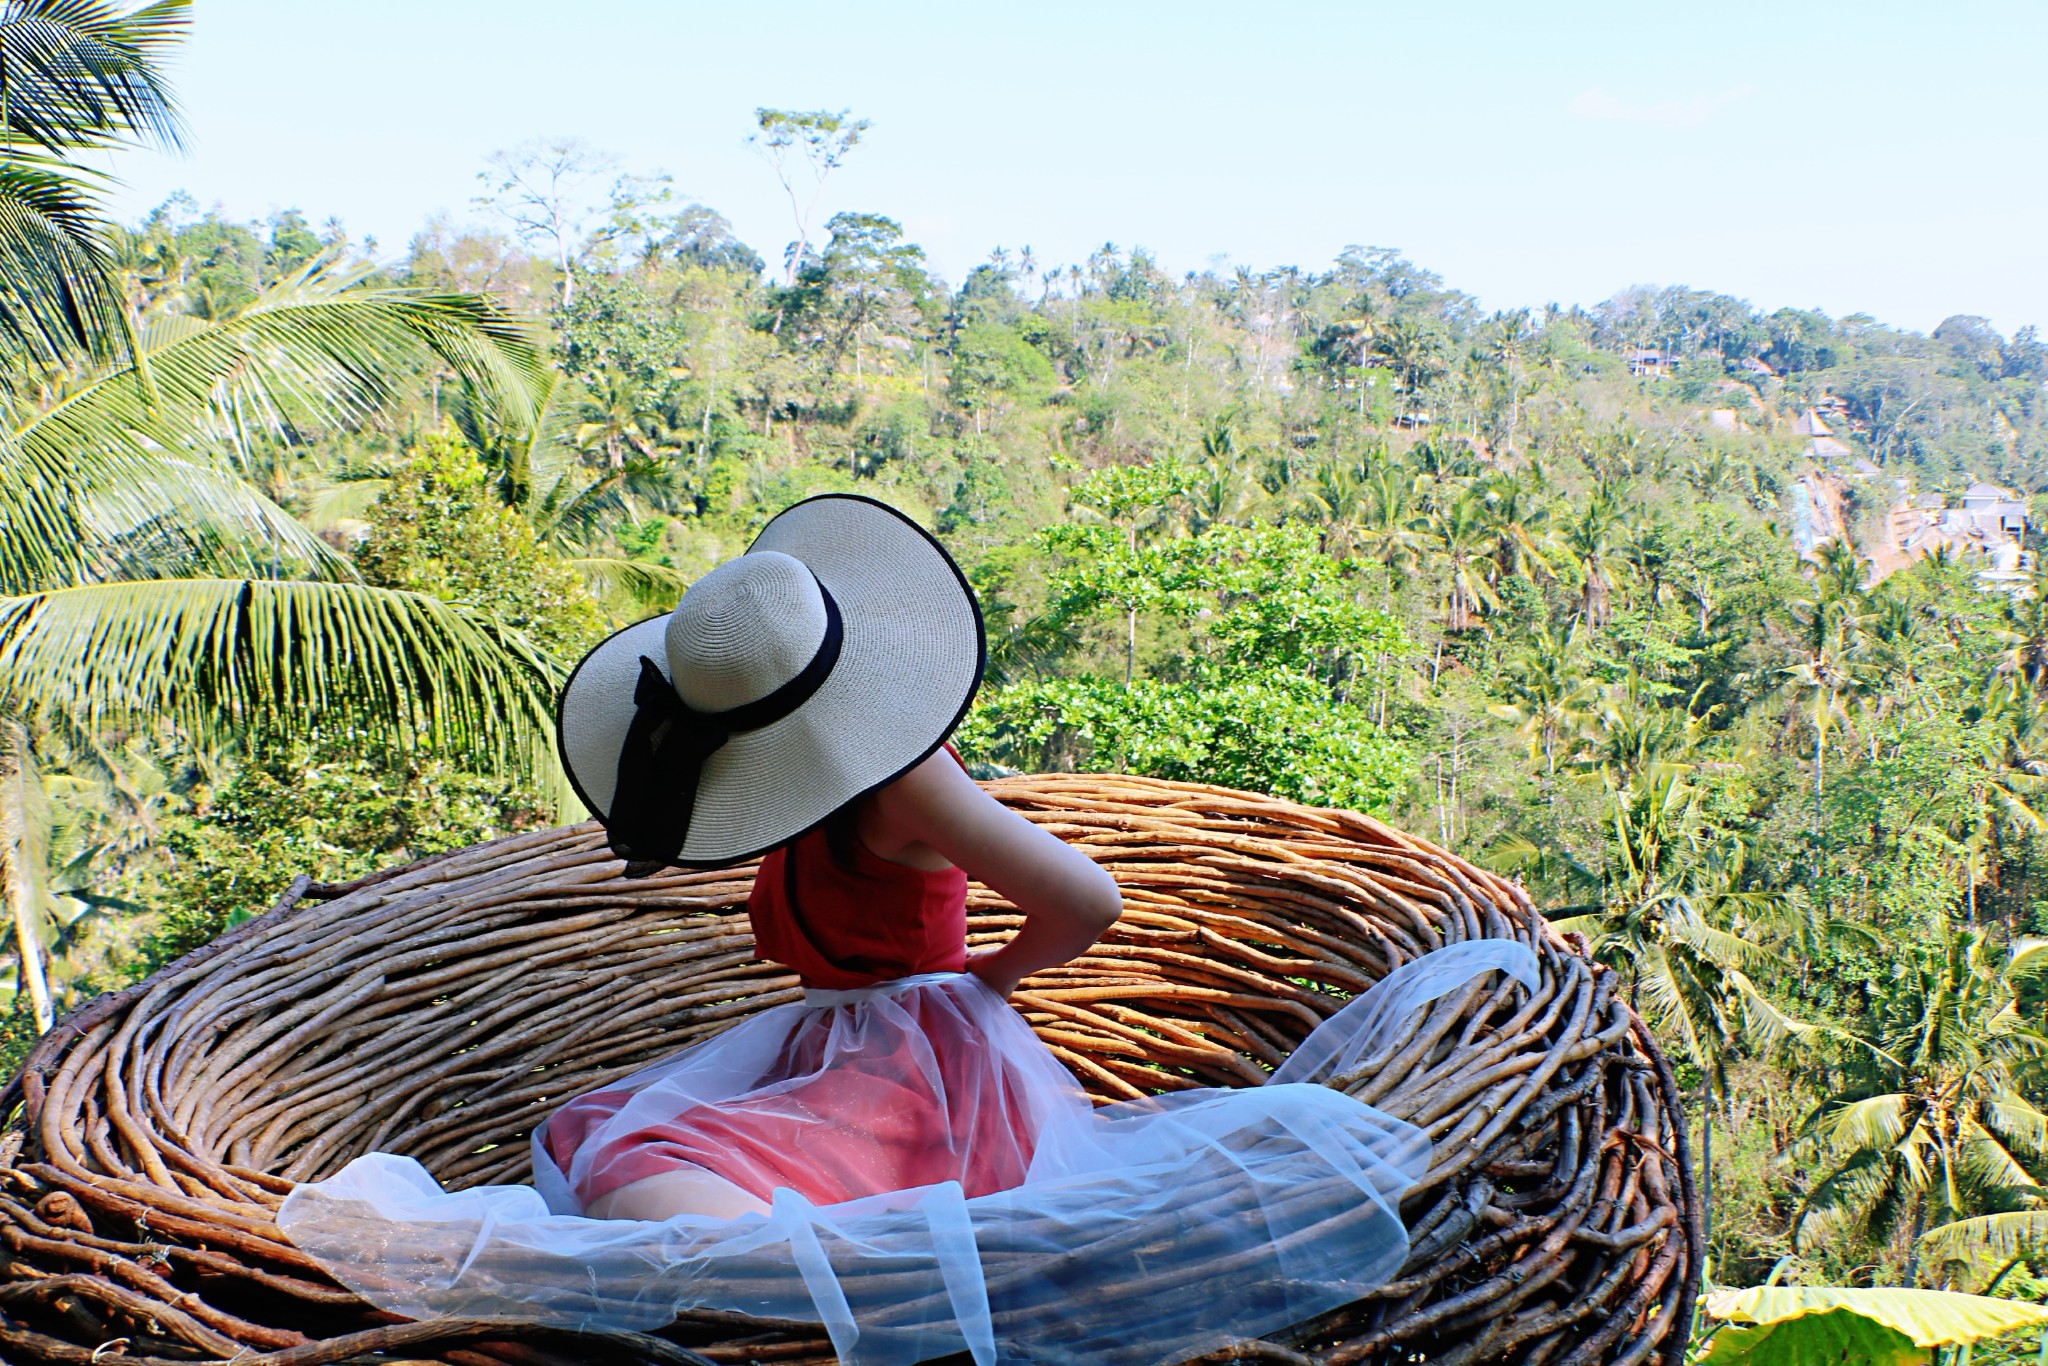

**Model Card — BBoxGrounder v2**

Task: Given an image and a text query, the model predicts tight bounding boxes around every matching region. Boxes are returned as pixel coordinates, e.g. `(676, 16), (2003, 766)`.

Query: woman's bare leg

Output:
(585, 1166), (771, 1221)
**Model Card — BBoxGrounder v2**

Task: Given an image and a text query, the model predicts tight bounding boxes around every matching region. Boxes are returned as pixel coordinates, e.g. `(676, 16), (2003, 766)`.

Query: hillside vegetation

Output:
(10, 127), (2048, 1317)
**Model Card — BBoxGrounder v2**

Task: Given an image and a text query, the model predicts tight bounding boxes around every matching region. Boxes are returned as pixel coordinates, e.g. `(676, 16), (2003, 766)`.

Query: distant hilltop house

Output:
(1740, 357), (1777, 379)
(1888, 480), (2033, 578)
(1629, 349), (1678, 379)
(1792, 408), (1853, 461)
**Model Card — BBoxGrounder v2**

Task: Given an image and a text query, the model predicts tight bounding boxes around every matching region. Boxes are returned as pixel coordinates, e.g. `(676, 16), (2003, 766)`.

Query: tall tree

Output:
(750, 107), (869, 285)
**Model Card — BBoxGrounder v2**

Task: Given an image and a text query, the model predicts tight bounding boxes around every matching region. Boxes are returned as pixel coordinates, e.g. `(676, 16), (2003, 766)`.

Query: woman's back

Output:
(748, 815), (970, 990)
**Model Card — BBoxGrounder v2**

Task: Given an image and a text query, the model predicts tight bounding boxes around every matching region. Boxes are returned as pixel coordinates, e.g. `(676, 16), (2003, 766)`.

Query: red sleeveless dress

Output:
(539, 793), (1047, 1210)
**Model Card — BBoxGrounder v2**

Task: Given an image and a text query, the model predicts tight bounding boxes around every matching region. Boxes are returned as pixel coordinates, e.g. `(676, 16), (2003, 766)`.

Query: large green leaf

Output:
(1695, 1311), (1924, 1365)
(0, 578), (561, 777)
(1698, 1286), (2048, 1364)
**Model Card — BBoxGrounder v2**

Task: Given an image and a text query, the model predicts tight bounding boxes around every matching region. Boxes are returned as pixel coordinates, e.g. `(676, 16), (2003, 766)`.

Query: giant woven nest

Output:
(0, 775), (1700, 1366)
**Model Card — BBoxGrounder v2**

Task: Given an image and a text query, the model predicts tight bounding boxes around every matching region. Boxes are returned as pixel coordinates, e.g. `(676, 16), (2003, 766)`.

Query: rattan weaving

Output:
(0, 774), (1700, 1365)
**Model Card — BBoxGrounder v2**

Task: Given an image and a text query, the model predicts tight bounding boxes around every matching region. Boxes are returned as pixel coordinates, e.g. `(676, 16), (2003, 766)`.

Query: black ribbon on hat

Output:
(606, 581), (844, 874)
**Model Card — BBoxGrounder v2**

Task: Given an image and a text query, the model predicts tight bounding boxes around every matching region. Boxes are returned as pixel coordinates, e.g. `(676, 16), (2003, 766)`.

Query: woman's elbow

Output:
(1081, 866), (1123, 934)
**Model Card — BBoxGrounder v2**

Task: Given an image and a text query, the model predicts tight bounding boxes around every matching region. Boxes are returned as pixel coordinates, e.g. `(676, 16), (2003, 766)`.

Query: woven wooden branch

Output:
(0, 775), (1700, 1365)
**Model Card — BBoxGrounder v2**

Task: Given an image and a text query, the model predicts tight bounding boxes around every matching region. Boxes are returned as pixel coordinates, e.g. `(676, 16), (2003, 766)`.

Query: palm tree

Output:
(1374, 315), (1448, 400)
(1310, 295), (1382, 415)
(1798, 929), (2048, 1284)
(1476, 473), (1553, 585)
(1487, 621), (1593, 777)
(450, 370), (692, 611)
(1781, 635), (1866, 815)
(0, 266), (555, 1030)
(1552, 767), (1807, 1082)
(1587, 671), (1714, 788)
(1423, 488), (1498, 633)
(1485, 309), (1532, 456)
(1297, 453), (1368, 554)
(1990, 585), (2048, 687)
(1781, 565), (1870, 818)
(1810, 535), (1870, 605)
(1354, 457), (1425, 582)
(1560, 488), (1621, 628)
(574, 366), (677, 469)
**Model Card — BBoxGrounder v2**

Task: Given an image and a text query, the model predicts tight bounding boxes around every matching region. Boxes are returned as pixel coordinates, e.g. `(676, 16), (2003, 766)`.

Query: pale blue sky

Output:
(100, 1), (2046, 334)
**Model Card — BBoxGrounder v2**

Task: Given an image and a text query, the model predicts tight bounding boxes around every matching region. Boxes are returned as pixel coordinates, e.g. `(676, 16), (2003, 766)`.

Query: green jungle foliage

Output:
(0, 48), (2045, 1336)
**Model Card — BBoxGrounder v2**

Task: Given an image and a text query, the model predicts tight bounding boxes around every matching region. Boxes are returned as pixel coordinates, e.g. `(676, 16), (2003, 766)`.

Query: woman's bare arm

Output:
(863, 751), (1122, 996)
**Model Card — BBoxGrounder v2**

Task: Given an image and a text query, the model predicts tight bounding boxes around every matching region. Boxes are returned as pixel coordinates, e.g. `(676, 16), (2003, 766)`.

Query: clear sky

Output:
(99, 1), (2047, 335)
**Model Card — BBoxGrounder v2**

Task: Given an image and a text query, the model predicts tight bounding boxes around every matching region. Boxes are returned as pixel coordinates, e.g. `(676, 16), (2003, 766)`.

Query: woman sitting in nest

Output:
(280, 494), (1536, 1366)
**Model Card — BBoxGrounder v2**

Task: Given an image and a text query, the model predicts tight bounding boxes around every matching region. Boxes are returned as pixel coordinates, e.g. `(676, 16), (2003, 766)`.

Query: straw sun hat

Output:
(557, 494), (986, 871)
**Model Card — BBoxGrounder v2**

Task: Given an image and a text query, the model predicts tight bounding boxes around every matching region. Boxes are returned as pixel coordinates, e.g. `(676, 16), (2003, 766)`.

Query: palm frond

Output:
(303, 477), (390, 532)
(0, 578), (560, 777)
(1829, 1094), (1912, 1153)
(0, 157), (130, 365)
(2010, 937), (2048, 979)
(1984, 1095), (2048, 1159)
(566, 556), (691, 612)
(1, 265), (545, 593)
(1922, 1211), (2048, 1265)
(1727, 969), (1819, 1051)
(1959, 1117), (2040, 1193)
(0, 0), (187, 156)
(1667, 915), (1784, 972)
(0, 1), (187, 363)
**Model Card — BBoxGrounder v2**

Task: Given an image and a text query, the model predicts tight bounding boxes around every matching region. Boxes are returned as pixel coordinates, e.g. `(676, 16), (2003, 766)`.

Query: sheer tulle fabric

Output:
(538, 973), (1052, 1208)
(279, 941), (1539, 1366)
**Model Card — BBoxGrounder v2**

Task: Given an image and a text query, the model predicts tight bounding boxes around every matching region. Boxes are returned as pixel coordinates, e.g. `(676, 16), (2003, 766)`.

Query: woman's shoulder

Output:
(859, 750), (976, 873)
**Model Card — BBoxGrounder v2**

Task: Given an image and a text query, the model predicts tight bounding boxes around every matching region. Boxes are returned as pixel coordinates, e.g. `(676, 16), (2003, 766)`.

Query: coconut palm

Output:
(1989, 585), (2048, 688)
(1560, 487), (1622, 628)
(0, 265), (555, 1029)
(1373, 315), (1449, 397)
(1423, 488), (1498, 633)
(1487, 621), (1594, 777)
(1476, 472), (1553, 585)
(1798, 930), (2048, 1283)
(449, 369), (692, 610)
(1552, 766), (1808, 1080)
(1587, 671), (1714, 788)
(1485, 309), (1532, 456)
(1296, 453), (1369, 554)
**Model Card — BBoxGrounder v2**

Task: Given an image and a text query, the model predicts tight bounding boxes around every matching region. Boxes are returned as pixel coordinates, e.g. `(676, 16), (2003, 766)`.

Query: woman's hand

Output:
(965, 947), (1025, 999)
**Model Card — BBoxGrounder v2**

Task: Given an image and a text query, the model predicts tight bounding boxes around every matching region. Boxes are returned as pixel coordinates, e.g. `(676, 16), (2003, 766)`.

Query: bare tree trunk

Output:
(0, 720), (52, 1033)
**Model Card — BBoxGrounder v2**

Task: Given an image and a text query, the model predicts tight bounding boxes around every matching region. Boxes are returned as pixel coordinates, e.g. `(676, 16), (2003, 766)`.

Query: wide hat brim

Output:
(556, 494), (986, 869)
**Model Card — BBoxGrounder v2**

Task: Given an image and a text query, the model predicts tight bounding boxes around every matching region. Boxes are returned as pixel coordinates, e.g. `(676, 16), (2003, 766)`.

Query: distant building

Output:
(1889, 480), (2032, 578)
(1629, 349), (1679, 378)
(1741, 357), (1777, 378)
(1792, 408), (1857, 461)
(1962, 482), (2029, 536)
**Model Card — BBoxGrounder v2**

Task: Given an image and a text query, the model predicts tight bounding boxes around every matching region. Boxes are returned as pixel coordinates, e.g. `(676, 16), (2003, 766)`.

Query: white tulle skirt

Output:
(279, 941), (1537, 1366)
